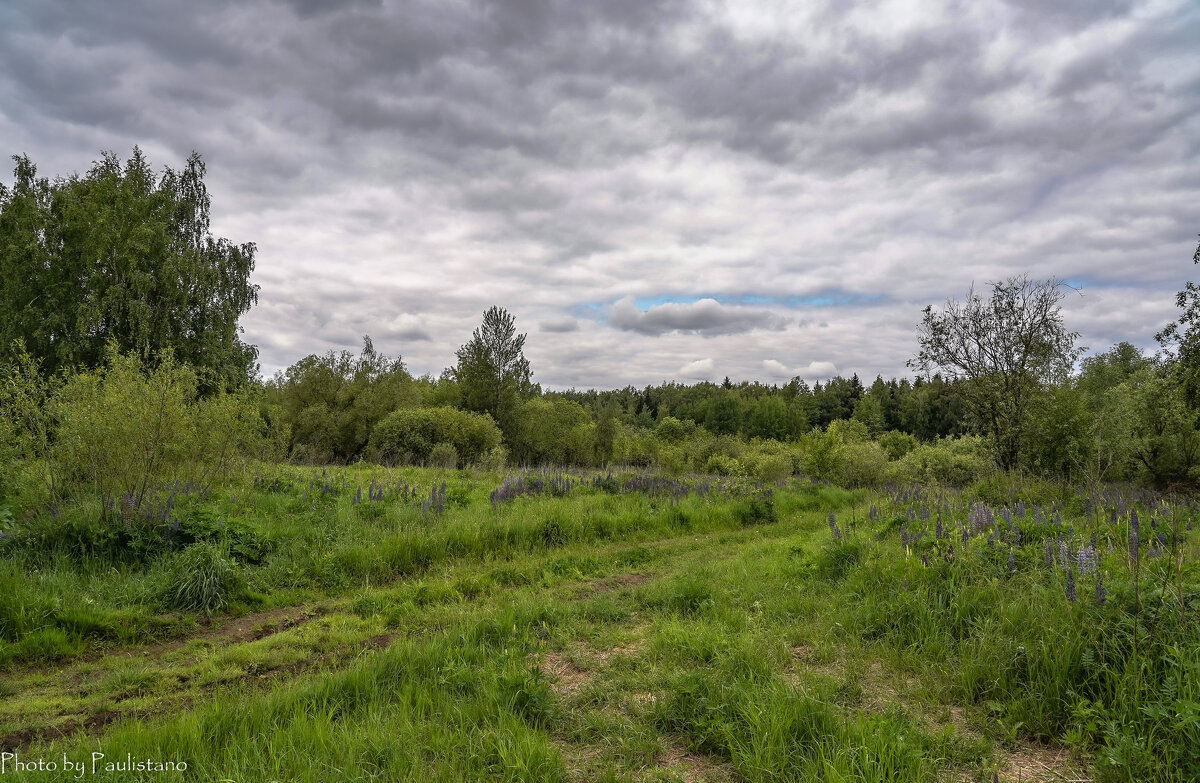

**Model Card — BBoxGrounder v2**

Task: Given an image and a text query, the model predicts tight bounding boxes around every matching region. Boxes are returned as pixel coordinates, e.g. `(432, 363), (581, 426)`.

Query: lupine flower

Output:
(828, 513), (842, 541)
(1095, 574), (1107, 608)
(1065, 567), (1077, 603)
(1077, 544), (1098, 577)
(1007, 550), (1016, 573)
(1129, 512), (1140, 562)
(1058, 538), (1070, 568)
(1044, 539), (1053, 568)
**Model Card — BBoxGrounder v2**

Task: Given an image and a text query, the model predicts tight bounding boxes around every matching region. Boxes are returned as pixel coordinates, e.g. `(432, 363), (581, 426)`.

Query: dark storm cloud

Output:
(1, 0), (1197, 385)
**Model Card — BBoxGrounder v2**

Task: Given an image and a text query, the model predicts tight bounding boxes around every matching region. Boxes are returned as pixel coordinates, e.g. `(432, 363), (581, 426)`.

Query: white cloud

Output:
(678, 357), (716, 380)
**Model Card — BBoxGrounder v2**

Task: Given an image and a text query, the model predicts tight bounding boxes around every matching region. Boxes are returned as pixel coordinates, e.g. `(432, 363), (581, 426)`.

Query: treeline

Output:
(2, 149), (1199, 522)
(257, 334), (1197, 491)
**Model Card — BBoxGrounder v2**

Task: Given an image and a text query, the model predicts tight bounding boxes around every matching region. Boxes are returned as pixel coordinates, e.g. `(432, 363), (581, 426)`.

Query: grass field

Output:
(1, 466), (1197, 781)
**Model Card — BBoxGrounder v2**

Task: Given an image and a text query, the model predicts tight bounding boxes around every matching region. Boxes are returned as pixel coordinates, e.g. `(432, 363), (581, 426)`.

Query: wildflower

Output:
(1065, 567), (1077, 603)
(1044, 539), (1053, 568)
(1077, 544), (1097, 577)
(1007, 549), (1015, 573)
(1094, 574), (1107, 607)
(1058, 538), (1069, 568)
(828, 513), (842, 541)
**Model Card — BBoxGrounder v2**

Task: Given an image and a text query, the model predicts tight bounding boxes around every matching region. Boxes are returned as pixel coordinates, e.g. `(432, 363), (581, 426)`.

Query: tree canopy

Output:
(0, 149), (259, 391)
(453, 306), (535, 438)
(910, 276), (1081, 470)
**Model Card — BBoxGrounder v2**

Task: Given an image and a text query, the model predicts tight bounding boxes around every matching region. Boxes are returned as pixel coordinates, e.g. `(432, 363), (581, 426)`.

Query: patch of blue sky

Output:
(602, 290), (888, 311)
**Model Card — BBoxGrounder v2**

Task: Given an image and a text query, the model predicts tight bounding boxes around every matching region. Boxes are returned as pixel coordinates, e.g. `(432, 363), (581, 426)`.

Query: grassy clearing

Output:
(1, 466), (1197, 781)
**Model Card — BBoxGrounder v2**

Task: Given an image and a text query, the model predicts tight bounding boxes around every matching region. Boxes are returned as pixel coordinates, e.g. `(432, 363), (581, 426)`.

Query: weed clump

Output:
(161, 541), (245, 614)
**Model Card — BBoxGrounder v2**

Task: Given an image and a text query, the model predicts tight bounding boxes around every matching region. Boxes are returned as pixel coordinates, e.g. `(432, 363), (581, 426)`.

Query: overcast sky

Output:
(2, 0), (1198, 389)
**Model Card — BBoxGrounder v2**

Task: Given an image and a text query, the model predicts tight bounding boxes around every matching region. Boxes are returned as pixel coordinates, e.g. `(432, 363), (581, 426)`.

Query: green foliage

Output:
(369, 406), (502, 466)
(1022, 383), (1093, 481)
(705, 391), (742, 436)
(754, 453), (793, 482)
(911, 276), (1082, 470)
(51, 348), (260, 506)
(878, 430), (918, 461)
(654, 415), (688, 443)
(513, 398), (594, 465)
(746, 396), (789, 440)
(161, 541), (245, 614)
(1156, 235), (1200, 408)
(429, 442), (459, 469)
(851, 394), (886, 436)
(0, 149), (258, 391)
(268, 336), (416, 463)
(801, 427), (844, 481)
(733, 492), (777, 526)
(454, 306), (535, 439)
(704, 454), (741, 476)
(888, 437), (993, 487)
(838, 441), (889, 487)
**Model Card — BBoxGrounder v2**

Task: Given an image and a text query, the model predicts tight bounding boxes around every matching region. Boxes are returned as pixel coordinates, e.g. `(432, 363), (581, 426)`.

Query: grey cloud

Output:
(540, 318), (579, 333)
(0, 0), (1197, 386)
(608, 298), (788, 337)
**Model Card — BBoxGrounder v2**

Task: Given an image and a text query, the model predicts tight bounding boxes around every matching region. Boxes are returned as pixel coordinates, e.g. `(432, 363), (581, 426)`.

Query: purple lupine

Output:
(1007, 549), (1016, 573)
(828, 513), (842, 541)
(1077, 544), (1098, 577)
(1129, 511), (1140, 562)
(1044, 539), (1053, 568)
(1065, 567), (1077, 603)
(1058, 538), (1070, 569)
(1094, 574), (1107, 608)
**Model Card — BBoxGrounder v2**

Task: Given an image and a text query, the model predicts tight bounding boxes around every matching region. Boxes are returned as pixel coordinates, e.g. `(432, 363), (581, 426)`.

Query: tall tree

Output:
(909, 276), (1081, 469)
(1156, 234), (1200, 407)
(454, 306), (534, 438)
(0, 149), (259, 391)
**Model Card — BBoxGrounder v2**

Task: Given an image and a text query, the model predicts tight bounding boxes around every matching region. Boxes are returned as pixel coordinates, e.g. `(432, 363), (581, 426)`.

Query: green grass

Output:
(0, 464), (1196, 781)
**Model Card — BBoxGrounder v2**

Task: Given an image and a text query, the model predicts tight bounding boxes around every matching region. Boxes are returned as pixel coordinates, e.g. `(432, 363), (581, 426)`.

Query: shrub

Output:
(887, 437), (993, 487)
(755, 453), (793, 482)
(801, 427), (844, 481)
(370, 406), (501, 465)
(161, 541), (245, 614)
(50, 349), (260, 507)
(837, 441), (889, 488)
(878, 430), (918, 461)
(429, 442), (459, 469)
(613, 426), (657, 467)
(734, 493), (777, 526)
(654, 416), (688, 443)
(704, 454), (741, 476)
(479, 445), (508, 472)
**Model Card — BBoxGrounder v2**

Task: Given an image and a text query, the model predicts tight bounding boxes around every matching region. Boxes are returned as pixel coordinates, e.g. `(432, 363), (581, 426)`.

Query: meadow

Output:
(2, 464), (1197, 782)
